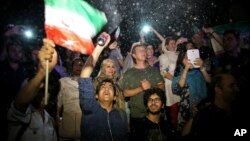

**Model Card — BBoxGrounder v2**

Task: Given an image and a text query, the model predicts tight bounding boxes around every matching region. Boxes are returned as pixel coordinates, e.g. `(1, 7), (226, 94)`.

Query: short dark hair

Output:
(143, 88), (166, 106)
(71, 57), (85, 69)
(95, 78), (116, 96)
(223, 29), (240, 40)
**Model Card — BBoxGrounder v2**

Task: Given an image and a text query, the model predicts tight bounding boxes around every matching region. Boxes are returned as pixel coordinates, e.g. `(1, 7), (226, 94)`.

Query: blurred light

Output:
(142, 25), (150, 33)
(24, 29), (33, 38)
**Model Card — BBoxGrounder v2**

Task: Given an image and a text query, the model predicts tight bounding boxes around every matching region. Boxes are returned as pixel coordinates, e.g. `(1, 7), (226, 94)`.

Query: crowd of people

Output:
(0, 24), (249, 141)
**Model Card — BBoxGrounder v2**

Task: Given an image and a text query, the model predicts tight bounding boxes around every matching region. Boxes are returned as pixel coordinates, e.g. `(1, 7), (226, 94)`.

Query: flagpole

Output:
(45, 60), (49, 105)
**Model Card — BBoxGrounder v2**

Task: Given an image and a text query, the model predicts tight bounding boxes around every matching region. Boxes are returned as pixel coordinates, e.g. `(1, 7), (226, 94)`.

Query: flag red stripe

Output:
(45, 24), (94, 54)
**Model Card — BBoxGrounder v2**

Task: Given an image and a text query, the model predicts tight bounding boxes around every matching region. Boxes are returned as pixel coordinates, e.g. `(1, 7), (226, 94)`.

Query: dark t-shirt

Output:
(139, 116), (177, 141)
(191, 104), (243, 139)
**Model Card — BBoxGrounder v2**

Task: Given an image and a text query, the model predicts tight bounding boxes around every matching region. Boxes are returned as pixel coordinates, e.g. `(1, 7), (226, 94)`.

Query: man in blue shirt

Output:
(79, 32), (127, 141)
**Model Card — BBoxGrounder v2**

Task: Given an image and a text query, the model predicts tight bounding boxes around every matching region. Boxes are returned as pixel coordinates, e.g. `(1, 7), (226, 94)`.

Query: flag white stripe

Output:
(45, 6), (97, 39)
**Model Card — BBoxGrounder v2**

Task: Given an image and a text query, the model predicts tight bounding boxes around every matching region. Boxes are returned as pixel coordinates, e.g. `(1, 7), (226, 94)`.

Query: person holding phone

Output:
(187, 49), (201, 68)
(171, 49), (211, 132)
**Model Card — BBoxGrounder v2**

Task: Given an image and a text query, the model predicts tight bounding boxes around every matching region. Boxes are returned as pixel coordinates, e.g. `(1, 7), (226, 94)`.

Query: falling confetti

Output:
(0, 0), (249, 54)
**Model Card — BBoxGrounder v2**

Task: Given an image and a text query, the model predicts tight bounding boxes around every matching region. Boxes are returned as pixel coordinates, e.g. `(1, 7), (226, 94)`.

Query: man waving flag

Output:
(45, 0), (107, 54)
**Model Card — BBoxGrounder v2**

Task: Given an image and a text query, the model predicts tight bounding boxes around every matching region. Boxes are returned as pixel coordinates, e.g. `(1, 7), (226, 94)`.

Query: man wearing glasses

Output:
(138, 88), (178, 141)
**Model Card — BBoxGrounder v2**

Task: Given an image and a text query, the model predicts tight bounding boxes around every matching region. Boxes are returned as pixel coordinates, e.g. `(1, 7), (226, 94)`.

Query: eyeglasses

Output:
(148, 98), (161, 103)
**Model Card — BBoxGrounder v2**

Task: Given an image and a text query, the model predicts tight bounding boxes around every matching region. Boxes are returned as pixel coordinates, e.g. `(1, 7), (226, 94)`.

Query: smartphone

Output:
(187, 49), (200, 68)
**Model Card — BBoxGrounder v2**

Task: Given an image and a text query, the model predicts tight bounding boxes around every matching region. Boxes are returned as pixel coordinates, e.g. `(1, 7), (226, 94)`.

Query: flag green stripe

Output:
(45, 0), (107, 33)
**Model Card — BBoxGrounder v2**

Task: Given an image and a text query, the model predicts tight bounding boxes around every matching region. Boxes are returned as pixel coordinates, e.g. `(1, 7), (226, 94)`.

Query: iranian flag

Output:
(45, 0), (107, 54)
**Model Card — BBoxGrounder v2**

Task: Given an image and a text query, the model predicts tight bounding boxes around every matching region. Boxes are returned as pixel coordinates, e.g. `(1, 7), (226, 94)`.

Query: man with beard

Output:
(138, 88), (177, 141)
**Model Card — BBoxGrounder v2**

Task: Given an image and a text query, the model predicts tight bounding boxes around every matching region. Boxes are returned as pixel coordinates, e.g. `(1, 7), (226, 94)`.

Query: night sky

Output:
(0, 0), (249, 53)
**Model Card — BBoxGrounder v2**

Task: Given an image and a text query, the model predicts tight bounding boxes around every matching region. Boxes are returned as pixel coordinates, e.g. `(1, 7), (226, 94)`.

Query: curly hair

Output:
(143, 88), (166, 107)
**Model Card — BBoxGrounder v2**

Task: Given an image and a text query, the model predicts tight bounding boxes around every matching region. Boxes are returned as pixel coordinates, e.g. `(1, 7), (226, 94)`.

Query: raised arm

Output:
(139, 31), (146, 43)
(151, 27), (165, 42)
(194, 58), (211, 83)
(202, 26), (224, 55)
(15, 39), (57, 108)
(79, 32), (111, 113)
(202, 26), (223, 46)
(80, 32), (111, 78)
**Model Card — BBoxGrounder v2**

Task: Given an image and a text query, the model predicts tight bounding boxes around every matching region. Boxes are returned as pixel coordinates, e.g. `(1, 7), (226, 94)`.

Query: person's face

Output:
(8, 45), (23, 62)
(166, 40), (176, 51)
(186, 42), (194, 50)
(97, 82), (115, 103)
(220, 74), (239, 103)
(147, 94), (164, 114)
(72, 59), (84, 76)
(103, 61), (116, 77)
(146, 45), (154, 56)
(133, 46), (147, 62)
(223, 33), (238, 52)
(192, 33), (203, 46)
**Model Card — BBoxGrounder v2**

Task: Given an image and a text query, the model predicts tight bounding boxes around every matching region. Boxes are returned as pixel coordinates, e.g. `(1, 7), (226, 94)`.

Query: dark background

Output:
(0, 0), (249, 53)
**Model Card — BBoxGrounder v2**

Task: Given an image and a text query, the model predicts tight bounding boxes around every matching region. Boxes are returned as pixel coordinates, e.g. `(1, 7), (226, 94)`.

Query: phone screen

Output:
(187, 49), (200, 68)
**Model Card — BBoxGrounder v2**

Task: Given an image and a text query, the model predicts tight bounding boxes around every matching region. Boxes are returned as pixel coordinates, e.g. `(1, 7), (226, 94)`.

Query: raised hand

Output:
(140, 79), (151, 90)
(202, 26), (214, 34)
(193, 58), (204, 68)
(38, 39), (57, 72)
(183, 58), (193, 70)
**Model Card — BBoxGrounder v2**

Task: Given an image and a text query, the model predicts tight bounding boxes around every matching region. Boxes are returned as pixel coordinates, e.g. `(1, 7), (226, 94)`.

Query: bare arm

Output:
(202, 26), (224, 55)
(80, 32), (111, 78)
(123, 81), (164, 97)
(194, 58), (211, 83)
(200, 67), (211, 83)
(123, 87), (144, 97)
(178, 68), (188, 87)
(15, 39), (57, 108)
(151, 28), (165, 42)
(211, 32), (223, 46)
(178, 59), (192, 87)
(139, 31), (146, 43)
(123, 79), (151, 97)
